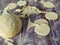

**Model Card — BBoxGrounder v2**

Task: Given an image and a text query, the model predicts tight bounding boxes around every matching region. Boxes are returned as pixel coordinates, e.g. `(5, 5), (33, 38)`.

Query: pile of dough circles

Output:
(17, 1), (27, 6)
(34, 19), (48, 25)
(45, 12), (58, 20)
(22, 6), (34, 15)
(7, 3), (17, 10)
(34, 23), (50, 36)
(42, 1), (55, 8)
(21, 6), (41, 18)
(0, 14), (22, 38)
(34, 19), (50, 36)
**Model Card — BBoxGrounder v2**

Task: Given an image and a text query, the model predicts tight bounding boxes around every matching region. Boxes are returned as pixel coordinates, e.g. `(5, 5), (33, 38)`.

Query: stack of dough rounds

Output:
(34, 19), (50, 36)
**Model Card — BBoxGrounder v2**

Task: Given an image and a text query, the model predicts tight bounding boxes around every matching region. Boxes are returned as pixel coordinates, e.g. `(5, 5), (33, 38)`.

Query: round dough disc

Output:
(42, 2), (54, 8)
(34, 24), (50, 36)
(34, 19), (48, 25)
(45, 12), (58, 20)
(17, 1), (26, 6)
(7, 3), (17, 10)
